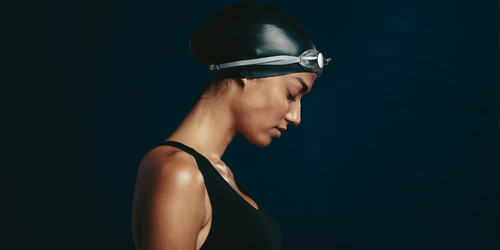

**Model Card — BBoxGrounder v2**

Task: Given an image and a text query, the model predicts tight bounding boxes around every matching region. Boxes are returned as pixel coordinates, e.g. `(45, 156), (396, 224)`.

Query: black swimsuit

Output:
(158, 141), (282, 250)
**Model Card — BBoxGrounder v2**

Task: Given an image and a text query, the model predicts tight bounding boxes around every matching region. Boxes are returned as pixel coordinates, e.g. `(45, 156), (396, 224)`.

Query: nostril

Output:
(285, 113), (300, 126)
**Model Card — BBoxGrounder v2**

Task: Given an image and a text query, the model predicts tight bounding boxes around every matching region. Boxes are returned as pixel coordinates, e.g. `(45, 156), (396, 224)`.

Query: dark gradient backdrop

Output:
(2, 0), (498, 249)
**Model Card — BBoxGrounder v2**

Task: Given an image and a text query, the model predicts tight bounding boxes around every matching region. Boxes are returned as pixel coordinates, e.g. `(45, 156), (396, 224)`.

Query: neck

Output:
(166, 92), (237, 163)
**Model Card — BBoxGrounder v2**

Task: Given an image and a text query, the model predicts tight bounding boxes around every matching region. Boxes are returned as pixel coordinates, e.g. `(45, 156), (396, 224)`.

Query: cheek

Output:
(241, 85), (289, 122)
(250, 91), (282, 112)
(263, 97), (288, 122)
(273, 100), (288, 116)
(268, 89), (289, 114)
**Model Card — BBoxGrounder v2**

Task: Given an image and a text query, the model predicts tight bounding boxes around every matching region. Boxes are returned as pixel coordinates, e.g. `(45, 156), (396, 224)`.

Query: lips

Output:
(275, 127), (287, 138)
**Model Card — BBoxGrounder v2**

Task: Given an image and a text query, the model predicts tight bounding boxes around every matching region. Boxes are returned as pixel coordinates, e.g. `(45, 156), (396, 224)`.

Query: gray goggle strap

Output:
(209, 55), (300, 71)
(209, 49), (330, 73)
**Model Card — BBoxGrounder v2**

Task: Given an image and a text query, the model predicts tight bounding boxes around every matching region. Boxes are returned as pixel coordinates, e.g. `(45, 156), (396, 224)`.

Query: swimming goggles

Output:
(209, 49), (331, 76)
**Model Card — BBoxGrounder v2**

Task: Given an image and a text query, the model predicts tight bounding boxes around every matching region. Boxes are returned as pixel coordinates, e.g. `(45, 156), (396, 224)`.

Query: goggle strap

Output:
(210, 55), (300, 71)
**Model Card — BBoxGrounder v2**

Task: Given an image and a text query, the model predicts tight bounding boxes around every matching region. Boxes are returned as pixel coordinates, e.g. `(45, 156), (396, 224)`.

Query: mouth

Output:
(274, 127), (287, 138)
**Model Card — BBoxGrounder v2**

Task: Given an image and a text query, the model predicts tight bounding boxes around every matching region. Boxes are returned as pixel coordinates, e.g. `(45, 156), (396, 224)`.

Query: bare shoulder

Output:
(133, 145), (207, 218)
(141, 144), (196, 168)
(133, 145), (208, 249)
(136, 145), (204, 195)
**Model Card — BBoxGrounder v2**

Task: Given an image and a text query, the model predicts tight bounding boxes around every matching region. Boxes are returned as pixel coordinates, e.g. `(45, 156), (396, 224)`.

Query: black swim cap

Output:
(190, 1), (325, 79)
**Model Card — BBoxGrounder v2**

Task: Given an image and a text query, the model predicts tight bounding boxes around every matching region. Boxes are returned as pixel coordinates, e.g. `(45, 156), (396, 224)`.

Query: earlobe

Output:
(226, 79), (245, 91)
(240, 78), (248, 86)
(229, 78), (246, 89)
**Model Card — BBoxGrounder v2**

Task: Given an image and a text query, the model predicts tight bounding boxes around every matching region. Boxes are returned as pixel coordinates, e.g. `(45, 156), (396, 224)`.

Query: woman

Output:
(132, 2), (329, 249)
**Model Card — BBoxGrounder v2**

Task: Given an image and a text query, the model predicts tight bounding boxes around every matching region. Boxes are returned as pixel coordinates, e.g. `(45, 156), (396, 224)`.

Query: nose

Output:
(285, 101), (301, 126)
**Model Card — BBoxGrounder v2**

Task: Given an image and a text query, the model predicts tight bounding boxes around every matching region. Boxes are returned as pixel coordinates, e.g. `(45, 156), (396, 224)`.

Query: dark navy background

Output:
(3, 0), (498, 249)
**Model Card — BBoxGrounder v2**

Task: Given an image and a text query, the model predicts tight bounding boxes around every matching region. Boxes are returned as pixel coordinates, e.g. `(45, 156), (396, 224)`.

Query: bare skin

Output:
(132, 72), (316, 250)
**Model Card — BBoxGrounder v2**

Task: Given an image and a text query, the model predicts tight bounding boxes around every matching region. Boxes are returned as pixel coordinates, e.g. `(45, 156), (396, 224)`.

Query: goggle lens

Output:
(299, 49), (330, 76)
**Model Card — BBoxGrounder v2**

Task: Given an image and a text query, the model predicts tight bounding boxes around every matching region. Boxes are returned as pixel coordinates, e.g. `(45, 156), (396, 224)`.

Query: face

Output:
(232, 72), (316, 147)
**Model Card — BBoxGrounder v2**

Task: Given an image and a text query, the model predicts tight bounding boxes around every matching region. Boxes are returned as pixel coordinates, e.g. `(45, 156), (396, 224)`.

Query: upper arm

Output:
(136, 151), (207, 250)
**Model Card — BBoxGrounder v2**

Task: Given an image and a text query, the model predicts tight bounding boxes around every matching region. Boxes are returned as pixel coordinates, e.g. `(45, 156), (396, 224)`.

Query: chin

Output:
(246, 135), (272, 148)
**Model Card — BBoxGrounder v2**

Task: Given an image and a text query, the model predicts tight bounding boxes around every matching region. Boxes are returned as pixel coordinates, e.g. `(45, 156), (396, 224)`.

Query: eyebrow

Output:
(295, 77), (309, 94)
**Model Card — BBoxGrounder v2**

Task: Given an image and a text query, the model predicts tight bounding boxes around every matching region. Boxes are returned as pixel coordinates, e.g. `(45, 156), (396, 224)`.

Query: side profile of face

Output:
(231, 72), (316, 147)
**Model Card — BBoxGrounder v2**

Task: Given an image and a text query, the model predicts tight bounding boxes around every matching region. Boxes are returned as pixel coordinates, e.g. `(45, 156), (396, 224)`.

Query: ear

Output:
(228, 78), (245, 88)
(239, 78), (248, 86)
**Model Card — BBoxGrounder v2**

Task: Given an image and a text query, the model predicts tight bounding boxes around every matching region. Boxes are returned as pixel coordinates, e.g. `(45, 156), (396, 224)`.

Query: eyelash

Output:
(288, 93), (296, 102)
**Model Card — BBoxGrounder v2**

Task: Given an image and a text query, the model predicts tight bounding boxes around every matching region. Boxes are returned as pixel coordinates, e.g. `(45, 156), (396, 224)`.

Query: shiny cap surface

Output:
(189, 1), (317, 79)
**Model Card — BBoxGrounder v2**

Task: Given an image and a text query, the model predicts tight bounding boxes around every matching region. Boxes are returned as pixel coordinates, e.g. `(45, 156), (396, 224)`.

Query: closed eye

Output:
(288, 93), (296, 102)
